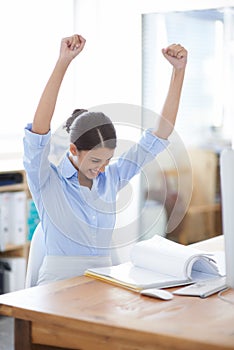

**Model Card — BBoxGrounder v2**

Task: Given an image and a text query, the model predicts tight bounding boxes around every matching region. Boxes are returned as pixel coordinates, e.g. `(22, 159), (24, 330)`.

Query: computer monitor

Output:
(220, 148), (234, 288)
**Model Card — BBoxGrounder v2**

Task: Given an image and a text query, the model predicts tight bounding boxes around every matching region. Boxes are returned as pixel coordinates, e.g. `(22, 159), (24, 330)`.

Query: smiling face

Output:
(70, 143), (115, 181)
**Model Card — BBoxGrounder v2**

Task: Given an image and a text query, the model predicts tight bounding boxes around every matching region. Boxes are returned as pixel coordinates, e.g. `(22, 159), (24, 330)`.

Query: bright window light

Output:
(0, 0), (73, 157)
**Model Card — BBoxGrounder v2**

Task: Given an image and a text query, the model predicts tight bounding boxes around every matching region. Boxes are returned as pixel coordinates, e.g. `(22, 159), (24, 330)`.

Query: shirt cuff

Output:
(140, 128), (170, 156)
(24, 123), (51, 147)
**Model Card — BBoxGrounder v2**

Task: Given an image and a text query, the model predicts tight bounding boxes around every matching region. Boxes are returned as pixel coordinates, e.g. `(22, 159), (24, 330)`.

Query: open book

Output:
(85, 235), (225, 291)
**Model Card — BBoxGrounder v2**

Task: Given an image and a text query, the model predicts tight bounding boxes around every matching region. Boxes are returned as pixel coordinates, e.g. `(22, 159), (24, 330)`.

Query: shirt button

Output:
(92, 215), (96, 220)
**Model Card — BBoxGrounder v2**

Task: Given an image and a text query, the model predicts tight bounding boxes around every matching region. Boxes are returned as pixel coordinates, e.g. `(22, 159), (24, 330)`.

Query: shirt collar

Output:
(58, 153), (78, 179)
(57, 153), (100, 192)
(58, 153), (103, 192)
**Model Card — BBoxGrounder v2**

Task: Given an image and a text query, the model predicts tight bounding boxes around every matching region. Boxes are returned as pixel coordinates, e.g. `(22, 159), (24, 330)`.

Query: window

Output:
(142, 8), (234, 147)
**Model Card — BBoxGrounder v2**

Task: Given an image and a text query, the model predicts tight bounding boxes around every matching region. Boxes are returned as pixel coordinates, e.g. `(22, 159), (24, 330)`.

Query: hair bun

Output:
(64, 109), (88, 133)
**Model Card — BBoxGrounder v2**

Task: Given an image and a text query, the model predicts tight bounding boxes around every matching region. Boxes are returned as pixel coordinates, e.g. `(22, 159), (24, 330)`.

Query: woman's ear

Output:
(70, 143), (78, 156)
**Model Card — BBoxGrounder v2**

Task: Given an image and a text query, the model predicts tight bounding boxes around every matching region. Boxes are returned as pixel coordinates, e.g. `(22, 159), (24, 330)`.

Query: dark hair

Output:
(64, 109), (117, 150)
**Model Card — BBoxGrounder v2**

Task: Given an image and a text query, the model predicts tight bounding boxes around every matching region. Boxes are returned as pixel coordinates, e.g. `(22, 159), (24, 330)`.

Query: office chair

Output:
(25, 222), (46, 288)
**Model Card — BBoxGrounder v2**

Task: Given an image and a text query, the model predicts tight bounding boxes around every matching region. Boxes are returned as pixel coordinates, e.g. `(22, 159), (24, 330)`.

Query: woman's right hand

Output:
(59, 34), (86, 62)
(32, 34), (86, 135)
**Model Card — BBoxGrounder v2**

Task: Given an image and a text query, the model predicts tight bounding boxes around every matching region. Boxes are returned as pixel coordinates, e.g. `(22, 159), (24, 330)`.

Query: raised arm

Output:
(153, 44), (187, 139)
(32, 34), (86, 134)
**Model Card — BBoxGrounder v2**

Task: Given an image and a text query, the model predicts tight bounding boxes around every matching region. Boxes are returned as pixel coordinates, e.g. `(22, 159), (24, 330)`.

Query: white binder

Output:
(8, 191), (27, 246)
(0, 192), (11, 251)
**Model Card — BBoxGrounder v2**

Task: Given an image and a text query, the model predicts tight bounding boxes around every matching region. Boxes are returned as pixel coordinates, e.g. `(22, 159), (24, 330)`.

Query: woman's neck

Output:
(78, 172), (93, 190)
(69, 154), (93, 189)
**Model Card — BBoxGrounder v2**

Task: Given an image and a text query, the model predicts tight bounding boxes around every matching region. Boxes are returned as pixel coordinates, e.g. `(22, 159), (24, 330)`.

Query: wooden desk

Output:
(0, 236), (234, 350)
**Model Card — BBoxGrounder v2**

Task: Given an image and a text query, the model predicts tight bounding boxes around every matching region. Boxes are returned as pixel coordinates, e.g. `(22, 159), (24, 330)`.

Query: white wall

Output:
(0, 0), (74, 156)
(73, 0), (142, 108)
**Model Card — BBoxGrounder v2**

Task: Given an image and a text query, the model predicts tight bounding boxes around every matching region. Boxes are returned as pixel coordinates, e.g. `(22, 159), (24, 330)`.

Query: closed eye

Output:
(91, 157), (112, 164)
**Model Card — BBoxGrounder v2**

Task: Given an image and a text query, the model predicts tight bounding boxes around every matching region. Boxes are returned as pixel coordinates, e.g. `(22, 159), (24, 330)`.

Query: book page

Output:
(189, 251), (226, 279)
(130, 235), (214, 280)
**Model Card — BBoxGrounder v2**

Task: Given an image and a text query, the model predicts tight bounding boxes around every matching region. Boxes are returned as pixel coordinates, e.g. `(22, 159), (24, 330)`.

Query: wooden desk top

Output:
(0, 235), (233, 350)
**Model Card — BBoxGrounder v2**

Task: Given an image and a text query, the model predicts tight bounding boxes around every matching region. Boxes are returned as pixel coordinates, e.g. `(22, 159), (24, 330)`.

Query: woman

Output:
(23, 34), (187, 285)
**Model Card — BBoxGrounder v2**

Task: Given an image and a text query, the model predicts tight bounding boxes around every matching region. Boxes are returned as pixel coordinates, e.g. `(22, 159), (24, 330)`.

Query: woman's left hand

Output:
(162, 44), (187, 70)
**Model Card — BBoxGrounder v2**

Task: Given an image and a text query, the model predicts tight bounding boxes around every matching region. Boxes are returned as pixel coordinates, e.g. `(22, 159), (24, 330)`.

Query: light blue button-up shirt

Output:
(23, 124), (169, 257)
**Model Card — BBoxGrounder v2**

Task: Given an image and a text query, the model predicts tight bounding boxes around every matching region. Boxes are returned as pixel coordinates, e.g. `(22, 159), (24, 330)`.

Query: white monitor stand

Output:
(220, 148), (234, 288)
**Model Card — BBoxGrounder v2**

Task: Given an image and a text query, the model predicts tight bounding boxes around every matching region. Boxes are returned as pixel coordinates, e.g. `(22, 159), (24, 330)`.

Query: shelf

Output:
(0, 183), (27, 193)
(0, 168), (27, 193)
(188, 203), (221, 214)
(152, 148), (222, 245)
(1, 243), (29, 252)
(0, 242), (30, 259)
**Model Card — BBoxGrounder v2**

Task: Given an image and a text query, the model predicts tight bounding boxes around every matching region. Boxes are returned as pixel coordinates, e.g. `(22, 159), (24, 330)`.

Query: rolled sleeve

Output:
(109, 128), (170, 189)
(24, 123), (51, 148)
(23, 123), (52, 193)
(139, 128), (170, 157)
